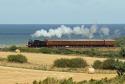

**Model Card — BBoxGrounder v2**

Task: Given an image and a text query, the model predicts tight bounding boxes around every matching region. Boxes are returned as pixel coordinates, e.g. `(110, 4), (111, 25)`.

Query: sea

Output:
(0, 24), (125, 47)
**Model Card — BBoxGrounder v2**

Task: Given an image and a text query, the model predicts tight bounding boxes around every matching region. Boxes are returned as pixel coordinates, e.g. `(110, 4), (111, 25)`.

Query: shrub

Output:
(69, 58), (87, 68)
(102, 59), (116, 70)
(33, 80), (38, 84)
(54, 58), (87, 68)
(114, 60), (125, 76)
(115, 37), (125, 47)
(119, 47), (125, 57)
(9, 45), (18, 51)
(41, 48), (76, 55)
(93, 59), (117, 70)
(42, 77), (58, 84)
(82, 48), (101, 57)
(32, 75), (125, 84)
(18, 47), (41, 53)
(92, 60), (103, 69)
(54, 58), (70, 68)
(103, 51), (120, 58)
(39, 47), (53, 54)
(60, 78), (74, 84)
(7, 54), (28, 63)
(39, 80), (42, 84)
(56, 48), (75, 55)
(90, 48), (101, 56)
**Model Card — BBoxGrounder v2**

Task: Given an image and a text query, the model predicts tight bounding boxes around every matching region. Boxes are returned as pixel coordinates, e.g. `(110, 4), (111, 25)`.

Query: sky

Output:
(0, 0), (125, 24)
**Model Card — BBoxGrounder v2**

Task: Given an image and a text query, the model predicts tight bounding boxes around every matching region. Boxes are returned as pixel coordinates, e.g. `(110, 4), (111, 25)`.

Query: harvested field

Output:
(0, 51), (118, 84)
(0, 66), (116, 84)
(0, 51), (124, 71)
(0, 51), (107, 65)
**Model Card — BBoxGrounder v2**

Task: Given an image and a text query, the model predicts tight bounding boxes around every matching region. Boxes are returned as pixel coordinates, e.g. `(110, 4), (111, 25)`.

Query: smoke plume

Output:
(32, 25), (110, 39)
(100, 27), (110, 36)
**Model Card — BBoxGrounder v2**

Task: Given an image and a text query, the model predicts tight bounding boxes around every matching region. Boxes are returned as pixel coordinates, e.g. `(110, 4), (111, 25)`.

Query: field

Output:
(0, 66), (116, 84)
(0, 51), (118, 84)
(0, 51), (108, 65)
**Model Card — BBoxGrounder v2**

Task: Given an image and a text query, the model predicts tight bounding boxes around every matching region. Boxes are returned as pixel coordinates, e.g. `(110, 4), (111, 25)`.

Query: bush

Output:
(92, 60), (103, 69)
(115, 37), (125, 47)
(32, 75), (125, 84)
(102, 59), (116, 70)
(82, 48), (101, 57)
(93, 59), (116, 70)
(54, 58), (87, 68)
(55, 48), (75, 55)
(7, 54), (28, 63)
(39, 47), (54, 54)
(18, 47), (41, 53)
(54, 58), (69, 68)
(33, 80), (42, 84)
(69, 58), (88, 68)
(42, 77), (59, 84)
(102, 51), (120, 58)
(33, 80), (38, 84)
(9, 45), (18, 51)
(119, 47), (125, 57)
(40, 48), (76, 55)
(114, 60), (125, 76)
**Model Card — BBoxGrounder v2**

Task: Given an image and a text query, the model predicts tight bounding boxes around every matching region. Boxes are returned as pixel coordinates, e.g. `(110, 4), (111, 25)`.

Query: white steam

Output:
(32, 25), (110, 39)
(100, 27), (110, 36)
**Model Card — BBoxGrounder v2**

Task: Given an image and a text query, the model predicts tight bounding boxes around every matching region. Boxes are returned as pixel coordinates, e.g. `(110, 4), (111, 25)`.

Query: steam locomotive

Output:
(27, 39), (115, 48)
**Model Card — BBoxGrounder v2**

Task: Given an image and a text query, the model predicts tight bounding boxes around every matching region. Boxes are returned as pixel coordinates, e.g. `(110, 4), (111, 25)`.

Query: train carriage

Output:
(28, 39), (115, 48)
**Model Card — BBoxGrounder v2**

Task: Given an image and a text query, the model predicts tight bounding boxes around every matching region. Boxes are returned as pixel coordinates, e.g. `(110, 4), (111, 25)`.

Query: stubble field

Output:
(0, 51), (117, 84)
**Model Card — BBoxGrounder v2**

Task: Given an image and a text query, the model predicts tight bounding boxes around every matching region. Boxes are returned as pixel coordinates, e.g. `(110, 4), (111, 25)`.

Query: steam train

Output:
(27, 39), (115, 48)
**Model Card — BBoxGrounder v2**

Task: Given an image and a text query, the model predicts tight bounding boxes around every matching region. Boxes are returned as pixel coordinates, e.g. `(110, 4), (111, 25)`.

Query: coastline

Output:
(0, 44), (26, 48)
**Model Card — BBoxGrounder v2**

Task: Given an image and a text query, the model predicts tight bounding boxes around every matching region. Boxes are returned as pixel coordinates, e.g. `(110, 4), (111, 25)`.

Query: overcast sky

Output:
(0, 0), (125, 24)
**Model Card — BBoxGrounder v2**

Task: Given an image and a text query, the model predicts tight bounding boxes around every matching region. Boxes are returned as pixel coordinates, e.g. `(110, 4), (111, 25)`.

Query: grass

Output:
(1, 46), (122, 58)
(32, 75), (125, 84)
